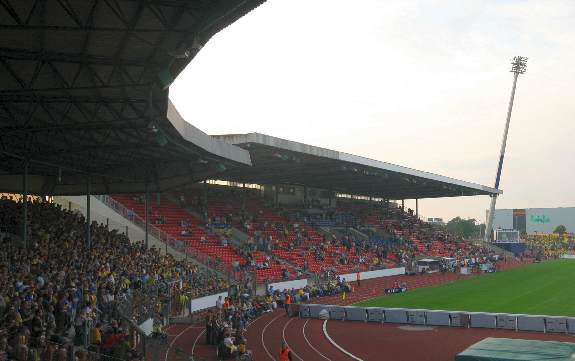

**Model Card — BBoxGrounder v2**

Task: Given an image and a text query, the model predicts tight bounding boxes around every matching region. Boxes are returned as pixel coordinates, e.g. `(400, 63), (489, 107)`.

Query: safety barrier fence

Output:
(40, 340), (128, 361)
(298, 304), (575, 334)
(114, 287), (195, 361)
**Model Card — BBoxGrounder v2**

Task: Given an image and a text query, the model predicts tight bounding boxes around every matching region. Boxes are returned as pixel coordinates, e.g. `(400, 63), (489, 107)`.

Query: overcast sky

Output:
(170, 0), (575, 222)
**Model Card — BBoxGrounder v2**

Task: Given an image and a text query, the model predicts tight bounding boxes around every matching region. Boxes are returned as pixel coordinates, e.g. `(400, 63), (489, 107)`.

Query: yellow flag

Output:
(342, 292), (346, 300)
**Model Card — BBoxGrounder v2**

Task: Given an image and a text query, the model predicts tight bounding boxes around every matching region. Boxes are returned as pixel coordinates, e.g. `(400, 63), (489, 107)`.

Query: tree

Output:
(554, 225), (567, 234)
(446, 217), (483, 240)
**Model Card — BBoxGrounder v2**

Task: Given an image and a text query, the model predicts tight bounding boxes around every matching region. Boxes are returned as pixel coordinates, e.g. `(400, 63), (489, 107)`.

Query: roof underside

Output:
(0, 0), (261, 195)
(0, 1), (500, 200)
(214, 133), (501, 199)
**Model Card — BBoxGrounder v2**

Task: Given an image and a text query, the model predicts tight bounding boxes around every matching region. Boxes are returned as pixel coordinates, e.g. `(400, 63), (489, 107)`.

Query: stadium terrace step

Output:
(112, 194), (298, 282)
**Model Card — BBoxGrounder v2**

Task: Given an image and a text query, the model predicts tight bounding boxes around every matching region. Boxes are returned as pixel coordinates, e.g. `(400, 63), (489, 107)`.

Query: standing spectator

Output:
(279, 341), (293, 361)
(216, 296), (223, 313)
(284, 292), (292, 316)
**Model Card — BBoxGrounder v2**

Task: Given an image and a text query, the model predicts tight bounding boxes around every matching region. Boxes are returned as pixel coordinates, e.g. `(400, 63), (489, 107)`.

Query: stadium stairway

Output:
(183, 187), (406, 276)
(111, 195), (299, 282)
(195, 188), (379, 277)
(56, 195), (234, 286)
(112, 195), (242, 269)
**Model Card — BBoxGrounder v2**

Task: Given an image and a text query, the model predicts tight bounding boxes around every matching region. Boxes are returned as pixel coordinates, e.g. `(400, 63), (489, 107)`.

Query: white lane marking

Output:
(191, 329), (206, 358)
(322, 320), (363, 361)
(246, 311), (267, 330)
(165, 324), (195, 361)
(188, 310), (276, 360)
(166, 326), (204, 336)
(261, 313), (284, 361)
(302, 319), (331, 361)
(281, 317), (304, 361)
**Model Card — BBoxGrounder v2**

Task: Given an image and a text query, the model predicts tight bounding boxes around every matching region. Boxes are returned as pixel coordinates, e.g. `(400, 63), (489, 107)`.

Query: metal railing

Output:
(44, 340), (129, 361)
(95, 195), (237, 281)
(114, 286), (199, 361)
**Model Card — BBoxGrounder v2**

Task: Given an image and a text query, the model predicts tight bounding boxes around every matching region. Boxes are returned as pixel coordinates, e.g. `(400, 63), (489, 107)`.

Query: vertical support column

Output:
(86, 176), (91, 249)
(274, 185), (279, 208)
(142, 335), (147, 359)
(303, 186), (307, 207)
(242, 183), (246, 212)
(22, 161), (28, 248)
(416, 199), (419, 218)
(144, 182), (149, 249)
(401, 199), (405, 211)
(203, 180), (208, 221)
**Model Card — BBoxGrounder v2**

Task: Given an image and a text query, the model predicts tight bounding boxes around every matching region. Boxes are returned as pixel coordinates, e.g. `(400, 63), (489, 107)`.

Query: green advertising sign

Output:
(529, 214), (550, 224)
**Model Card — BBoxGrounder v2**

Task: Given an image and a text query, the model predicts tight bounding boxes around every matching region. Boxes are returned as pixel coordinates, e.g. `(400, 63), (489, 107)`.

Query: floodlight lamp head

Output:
(147, 122), (159, 133)
(168, 49), (191, 59)
(510, 56), (528, 74)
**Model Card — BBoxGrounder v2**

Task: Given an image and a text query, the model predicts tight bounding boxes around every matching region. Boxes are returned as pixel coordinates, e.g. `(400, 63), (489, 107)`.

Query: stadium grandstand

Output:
(491, 207), (575, 259)
(0, 1), (553, 361)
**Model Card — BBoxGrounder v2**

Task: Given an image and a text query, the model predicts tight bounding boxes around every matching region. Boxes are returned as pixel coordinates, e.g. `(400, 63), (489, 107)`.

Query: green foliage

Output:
(554, 225), (567, 234)
(446, 217), (482, 239)
(356, 260), (575, 316)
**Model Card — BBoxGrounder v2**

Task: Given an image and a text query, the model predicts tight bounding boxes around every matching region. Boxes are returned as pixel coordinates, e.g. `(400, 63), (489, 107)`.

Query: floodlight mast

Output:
(484, 56), (527, 243)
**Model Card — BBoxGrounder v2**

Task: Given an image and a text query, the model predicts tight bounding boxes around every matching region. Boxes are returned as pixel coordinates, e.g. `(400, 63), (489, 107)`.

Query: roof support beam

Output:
(0, 48), (160, 67)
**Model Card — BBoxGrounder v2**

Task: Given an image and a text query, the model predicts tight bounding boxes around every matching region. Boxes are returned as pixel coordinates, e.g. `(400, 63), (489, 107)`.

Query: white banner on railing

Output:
(190, 267), (405, 310)
(138, 318), (154, 336)
(190, 291), (228, 313)
(269, 278), (308, 292)
(338, 267), (405, 282)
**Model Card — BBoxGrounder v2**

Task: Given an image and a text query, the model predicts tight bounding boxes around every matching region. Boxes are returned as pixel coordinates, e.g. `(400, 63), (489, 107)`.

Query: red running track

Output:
(325, 320), (575, 361)
(161, 259), (543, 361)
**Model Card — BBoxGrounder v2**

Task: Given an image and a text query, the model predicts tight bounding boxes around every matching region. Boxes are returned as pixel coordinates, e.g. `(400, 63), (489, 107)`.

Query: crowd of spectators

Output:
(524, 233), (575, 259)
(0, 197), (228, 361)
(172, 186), (500, 280)
(203, 275), (356, 360)
(204, 293), (265, 360)
(0, 183), (524, 361)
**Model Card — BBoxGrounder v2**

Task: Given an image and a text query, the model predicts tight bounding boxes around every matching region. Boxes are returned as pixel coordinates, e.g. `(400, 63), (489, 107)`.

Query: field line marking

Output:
(166, 326), (204, 336)
(281, 318), (304, 361)
(246, 310), (269, 330)
(165, 324), (195, 361)
(191, 329), (205, 358)
(303, 319), (331, 361)
(262, 313), (283, 361)
(322, 320), (363, 361)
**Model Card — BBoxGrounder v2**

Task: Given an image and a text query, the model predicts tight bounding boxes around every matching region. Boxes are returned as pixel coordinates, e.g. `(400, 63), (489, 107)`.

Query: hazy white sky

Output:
(170, 0), (575, 222)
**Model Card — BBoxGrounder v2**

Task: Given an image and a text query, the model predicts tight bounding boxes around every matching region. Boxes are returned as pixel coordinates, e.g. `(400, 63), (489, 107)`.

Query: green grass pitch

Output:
(355, 260), (575, 316)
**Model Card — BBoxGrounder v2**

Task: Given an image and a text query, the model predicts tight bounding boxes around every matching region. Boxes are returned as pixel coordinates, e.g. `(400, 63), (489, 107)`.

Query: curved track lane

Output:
(255, 310), (351, 361)
(245, 310), (280, 361)
(325, 318), (575, 361)
(284, 318), (332, 361)
(162, 260), (531, 361)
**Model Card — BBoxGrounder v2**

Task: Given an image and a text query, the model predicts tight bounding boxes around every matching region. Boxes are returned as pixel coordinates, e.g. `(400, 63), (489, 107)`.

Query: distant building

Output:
(493, 207), (575, 234)
(426, 217), (445, 225)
